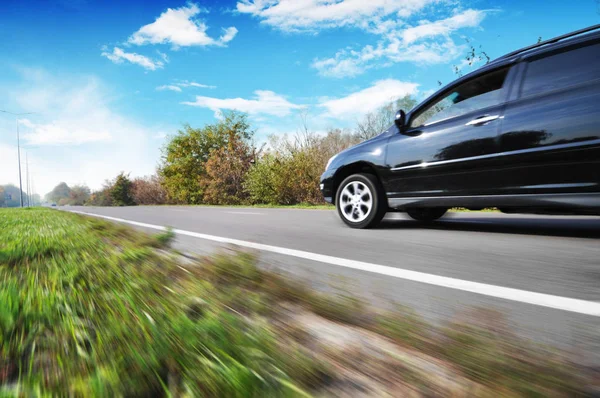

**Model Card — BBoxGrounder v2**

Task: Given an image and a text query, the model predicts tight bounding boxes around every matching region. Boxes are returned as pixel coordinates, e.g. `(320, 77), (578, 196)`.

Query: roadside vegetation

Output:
(0, 207), (589, 396)
(43, 96), (419, 208)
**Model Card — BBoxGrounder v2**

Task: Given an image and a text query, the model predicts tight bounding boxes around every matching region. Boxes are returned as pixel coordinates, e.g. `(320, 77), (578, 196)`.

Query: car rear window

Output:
(521, 42), (600, 97)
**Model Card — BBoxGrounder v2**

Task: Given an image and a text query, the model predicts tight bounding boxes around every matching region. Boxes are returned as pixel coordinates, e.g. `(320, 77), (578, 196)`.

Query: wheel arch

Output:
(332, 162), (382, 205)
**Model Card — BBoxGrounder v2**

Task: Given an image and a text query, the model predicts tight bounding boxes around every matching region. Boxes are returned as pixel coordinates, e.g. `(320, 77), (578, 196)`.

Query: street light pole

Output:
(25, 152), (30, 207)
(17, 119), (23, 207)
(1, 110), (36, 208)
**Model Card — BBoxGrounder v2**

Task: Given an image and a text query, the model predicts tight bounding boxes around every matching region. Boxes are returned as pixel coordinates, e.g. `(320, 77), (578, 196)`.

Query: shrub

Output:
(131, 175), (168, 205)
(159, 111), (254, 204)
(245, 154), (281, 204)
(69, 184), (91, 205)
(110, 172), (135, 206)
(200, 135), (256, 205)
(87, 187), (113, 206)
(245, 129), (361, 205)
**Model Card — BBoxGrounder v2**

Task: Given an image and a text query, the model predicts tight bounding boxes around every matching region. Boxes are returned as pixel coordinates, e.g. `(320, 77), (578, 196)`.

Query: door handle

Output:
(465, 115), (499, 126)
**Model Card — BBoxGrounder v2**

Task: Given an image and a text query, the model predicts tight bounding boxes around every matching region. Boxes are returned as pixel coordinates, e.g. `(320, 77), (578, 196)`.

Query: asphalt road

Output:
(68, 206), (600, 360)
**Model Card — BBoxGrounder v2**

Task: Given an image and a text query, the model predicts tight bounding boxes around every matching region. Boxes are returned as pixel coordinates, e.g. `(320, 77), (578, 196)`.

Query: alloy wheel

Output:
(339, 181), (373, 223)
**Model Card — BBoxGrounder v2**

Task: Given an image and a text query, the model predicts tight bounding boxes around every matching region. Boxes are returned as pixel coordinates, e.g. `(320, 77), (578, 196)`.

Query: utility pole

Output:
(26, 152), (30, 207)
(31, 174), (36, 207)
(17, 119), (23, 207)
(0, 110), (36, 208)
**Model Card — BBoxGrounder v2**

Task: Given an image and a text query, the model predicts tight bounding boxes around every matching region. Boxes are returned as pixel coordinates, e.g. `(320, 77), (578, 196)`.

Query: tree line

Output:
(45, 96), (417, 207)
(0, 185), (40, 208)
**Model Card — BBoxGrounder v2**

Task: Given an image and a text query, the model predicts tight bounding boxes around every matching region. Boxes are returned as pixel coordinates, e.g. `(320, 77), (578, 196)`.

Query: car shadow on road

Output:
(377, 214), (600, 239)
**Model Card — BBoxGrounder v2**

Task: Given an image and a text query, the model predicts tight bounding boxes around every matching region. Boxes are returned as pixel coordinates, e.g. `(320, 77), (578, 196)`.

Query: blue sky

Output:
(0, 0), (598, 196)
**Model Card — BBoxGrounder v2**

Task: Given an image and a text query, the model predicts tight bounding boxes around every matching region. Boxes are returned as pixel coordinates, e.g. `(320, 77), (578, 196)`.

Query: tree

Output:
(0, 186), (5, 207)
(245, 128), (360, 205)
(356, 95), (418, 140)
(2, 184), (26, 208)
(46, 182), (71, 204)
(110, 172), (134, 206)
(159, 111), (254, 204)
(131, 175), (168, 205)
(200, 134), (256, 205)
(87, 187), (113, 206)
(69, 185), (91, 206)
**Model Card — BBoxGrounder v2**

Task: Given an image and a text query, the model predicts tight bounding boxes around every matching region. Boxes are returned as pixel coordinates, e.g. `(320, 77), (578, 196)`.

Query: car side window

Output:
(410, 67), (509, 128)
(521, 42), (600, 97)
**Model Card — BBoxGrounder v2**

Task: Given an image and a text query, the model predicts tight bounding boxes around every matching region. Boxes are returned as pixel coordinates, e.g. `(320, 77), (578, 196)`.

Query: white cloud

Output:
(236, 0), (436, 32)
(0, 68), (164, 196)
(18, 118), (111, 145)
(400, 9), (486, 44)
(312, 9), (487, 77)
(182, 90), (304, 117)
(156, 50), (170, 63)
(156, 84), (183, 92)
(319, 79), (418, 118)
(101, 47), (164, 70)
(128, 3), (238, 48)
(220, 27), (239, 44)
(176, 80), (217, 89)
(238, 1), (488, 77)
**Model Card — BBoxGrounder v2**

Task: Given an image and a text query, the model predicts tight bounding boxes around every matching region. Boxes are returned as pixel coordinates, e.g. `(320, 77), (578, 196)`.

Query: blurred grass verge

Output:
(0, 208), (590, 396)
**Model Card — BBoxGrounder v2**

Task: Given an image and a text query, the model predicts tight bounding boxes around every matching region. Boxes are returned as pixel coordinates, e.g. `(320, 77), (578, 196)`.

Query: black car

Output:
(320, 25), (600, 228)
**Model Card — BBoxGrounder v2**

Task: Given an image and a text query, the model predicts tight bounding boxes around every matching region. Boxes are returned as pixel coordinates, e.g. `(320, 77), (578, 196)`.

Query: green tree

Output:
(46, 182), (71, 204)
(0, 186), (5, 207)
(110, 173), (134, 206)
(159, 111), (253, 204)
(200, 134), (256, 205)
(2, 184), (25, 207)
(246, 128), (358, 205)
(245, 154), (281, 204)
(69, 185), (91, 206)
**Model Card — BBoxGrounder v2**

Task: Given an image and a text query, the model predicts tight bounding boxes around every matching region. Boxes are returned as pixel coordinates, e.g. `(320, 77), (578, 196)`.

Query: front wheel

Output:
(406, 208), (447, 222)
(336, 174), (387, 229)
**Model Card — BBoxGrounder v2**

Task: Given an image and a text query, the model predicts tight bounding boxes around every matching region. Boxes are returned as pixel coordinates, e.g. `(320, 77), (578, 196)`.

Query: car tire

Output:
(336, 173), (387, 229)
(406, 208), (447, 222)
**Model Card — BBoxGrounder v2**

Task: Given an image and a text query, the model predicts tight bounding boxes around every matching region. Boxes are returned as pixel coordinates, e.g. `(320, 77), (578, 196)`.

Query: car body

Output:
(321, 25), (600, 228)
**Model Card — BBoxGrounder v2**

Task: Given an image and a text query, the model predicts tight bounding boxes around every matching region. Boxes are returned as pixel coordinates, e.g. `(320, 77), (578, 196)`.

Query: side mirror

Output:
(394, 109), (406, 131)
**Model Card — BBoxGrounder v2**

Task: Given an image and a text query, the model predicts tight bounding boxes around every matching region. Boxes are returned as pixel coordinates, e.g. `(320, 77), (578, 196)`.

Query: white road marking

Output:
(223, 211), (264, 215)
(69, 210), (600, 317)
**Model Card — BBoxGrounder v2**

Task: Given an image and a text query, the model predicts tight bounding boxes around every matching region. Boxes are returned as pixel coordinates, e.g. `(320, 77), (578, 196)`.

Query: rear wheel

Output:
(406, 208), (447, 222)
(336, 174), (386, 229)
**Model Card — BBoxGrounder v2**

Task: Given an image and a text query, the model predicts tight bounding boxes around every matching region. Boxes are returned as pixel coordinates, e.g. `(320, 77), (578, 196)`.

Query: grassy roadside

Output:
(0, 208), (587, 396)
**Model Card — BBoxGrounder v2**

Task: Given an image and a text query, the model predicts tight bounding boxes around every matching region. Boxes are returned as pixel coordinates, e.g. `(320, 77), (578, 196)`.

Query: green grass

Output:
(0, 208), (322, 396)
(0, 208), (587, 396)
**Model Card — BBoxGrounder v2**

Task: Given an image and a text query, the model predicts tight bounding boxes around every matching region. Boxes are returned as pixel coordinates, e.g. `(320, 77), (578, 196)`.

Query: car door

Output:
(497, 40), (600, 195)
(384, 65), (513, 198)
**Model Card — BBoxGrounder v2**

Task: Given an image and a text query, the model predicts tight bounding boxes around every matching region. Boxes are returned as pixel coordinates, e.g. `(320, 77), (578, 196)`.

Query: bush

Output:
(245, 154), (281, 204)
(200, 135), (256, 205)
(87, 187), (113, 206)
(159, 111), (254, 204)
(131, 175), (168, 205)
(110, 172), (135, 206)
(245, 129), (361, 205)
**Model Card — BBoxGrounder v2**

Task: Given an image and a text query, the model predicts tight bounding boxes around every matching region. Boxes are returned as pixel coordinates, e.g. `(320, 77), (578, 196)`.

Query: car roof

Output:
(461, 25), (600, 83)
(408, 25), (600, 116)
